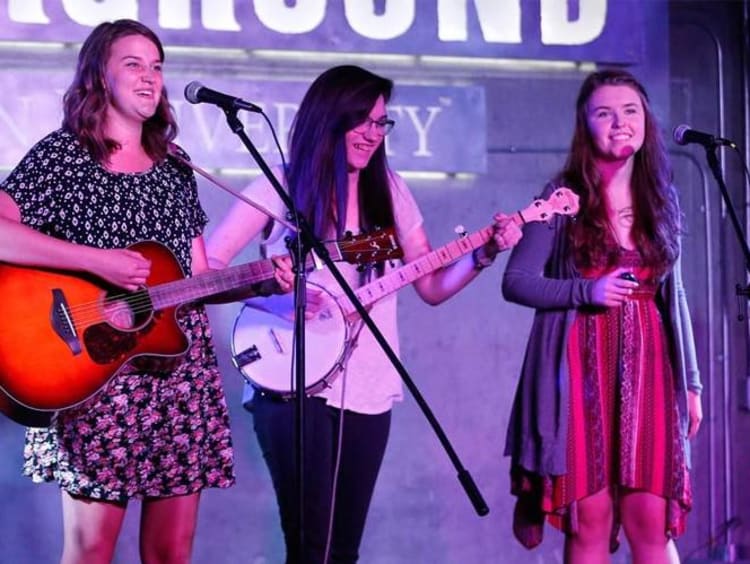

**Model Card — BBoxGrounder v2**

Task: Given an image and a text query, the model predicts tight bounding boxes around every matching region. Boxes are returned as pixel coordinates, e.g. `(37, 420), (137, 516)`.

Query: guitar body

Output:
(232, 282), (349, 396)
(0, 241), (188, 423)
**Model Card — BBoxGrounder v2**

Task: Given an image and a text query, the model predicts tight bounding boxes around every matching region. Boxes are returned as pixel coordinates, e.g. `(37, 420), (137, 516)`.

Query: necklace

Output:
(608, 205), (635, 250)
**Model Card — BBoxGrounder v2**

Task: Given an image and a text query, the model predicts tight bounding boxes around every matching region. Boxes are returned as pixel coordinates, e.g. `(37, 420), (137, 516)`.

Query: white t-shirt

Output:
(239, 169), (423, 414)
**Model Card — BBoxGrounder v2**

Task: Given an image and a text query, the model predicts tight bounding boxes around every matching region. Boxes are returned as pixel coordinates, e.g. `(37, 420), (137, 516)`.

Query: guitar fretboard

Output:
(147, 248), (331, 309)
(148, 258), (278, 309)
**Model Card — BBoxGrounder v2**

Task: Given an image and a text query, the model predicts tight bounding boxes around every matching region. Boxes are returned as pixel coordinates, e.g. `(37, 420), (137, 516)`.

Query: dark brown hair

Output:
(62, 19), (177, 163)
(559, 68), (680, 276)
(286, 65), (395, 241)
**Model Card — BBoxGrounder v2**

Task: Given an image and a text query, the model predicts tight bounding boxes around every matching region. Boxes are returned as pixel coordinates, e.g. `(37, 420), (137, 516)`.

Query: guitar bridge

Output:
(50, 288), (82, 355)
(233, 345), (261, 369)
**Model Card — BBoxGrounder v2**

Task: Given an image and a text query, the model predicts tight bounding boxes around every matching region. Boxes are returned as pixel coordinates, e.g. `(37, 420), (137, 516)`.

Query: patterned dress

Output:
(0, 129), (235, 502)
(542, 249), (690, 542)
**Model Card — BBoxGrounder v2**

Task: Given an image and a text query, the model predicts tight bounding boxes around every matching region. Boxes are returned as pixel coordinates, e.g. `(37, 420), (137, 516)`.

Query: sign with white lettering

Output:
(0, 0), (643, 63)
(0, 74), (486, 174)
(0, 0), (659, 176)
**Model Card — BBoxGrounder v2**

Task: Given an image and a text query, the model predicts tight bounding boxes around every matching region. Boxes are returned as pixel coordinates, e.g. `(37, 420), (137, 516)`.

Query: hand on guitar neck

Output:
(205, 254), (295, 304)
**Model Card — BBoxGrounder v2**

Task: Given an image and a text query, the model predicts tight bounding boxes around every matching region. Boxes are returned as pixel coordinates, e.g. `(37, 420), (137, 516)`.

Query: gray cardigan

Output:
(501, 188), (701, 477)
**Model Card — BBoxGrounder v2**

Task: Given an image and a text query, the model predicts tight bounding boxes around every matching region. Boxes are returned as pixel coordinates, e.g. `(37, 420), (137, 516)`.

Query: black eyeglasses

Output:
(353, 117), (395, 136)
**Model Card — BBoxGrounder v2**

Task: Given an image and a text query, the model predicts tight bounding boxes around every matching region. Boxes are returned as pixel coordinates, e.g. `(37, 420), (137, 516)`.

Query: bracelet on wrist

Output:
(472, 247), (494, 270)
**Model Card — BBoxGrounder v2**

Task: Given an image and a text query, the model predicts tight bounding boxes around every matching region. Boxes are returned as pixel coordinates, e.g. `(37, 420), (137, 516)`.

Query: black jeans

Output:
(252, 394), (391, 564)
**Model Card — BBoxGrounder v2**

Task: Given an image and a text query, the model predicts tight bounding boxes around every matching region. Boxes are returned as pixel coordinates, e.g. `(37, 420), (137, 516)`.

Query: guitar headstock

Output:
(329, 227), (403, 265)
(519, 187), (580, 224)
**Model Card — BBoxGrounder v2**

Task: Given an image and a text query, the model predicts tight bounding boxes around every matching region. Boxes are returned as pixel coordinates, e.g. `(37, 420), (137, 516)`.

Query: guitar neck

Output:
(148, 258), (277, 310)
(341, 224), (494, 316)
(147, 246), (334, 310)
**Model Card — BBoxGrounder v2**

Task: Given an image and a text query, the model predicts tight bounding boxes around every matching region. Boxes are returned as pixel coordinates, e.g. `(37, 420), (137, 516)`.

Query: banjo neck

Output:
(337, 187), (579, 317)
(339, 225), (493, 317)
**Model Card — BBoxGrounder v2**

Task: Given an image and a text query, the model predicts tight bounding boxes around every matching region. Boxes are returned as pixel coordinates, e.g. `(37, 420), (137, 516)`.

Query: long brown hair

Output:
(62, 19), (177, 163)
(560, 69), (680, 276)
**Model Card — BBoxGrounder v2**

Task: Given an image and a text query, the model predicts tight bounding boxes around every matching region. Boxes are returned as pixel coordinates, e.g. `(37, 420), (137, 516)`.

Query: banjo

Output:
(231, 188), (579, 397)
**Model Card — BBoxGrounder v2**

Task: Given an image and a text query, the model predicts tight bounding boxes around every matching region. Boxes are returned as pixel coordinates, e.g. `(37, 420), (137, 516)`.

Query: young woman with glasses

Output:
(207, 64), (522, 563)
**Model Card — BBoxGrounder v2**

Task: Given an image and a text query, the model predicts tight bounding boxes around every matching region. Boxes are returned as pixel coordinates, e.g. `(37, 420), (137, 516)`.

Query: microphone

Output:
(184, 81), (262, 113)
(672, 124), (734, 147)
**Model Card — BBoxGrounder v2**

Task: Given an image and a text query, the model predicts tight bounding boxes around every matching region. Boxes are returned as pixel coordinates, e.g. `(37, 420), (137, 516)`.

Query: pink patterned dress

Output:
(547, 248), (691, 543)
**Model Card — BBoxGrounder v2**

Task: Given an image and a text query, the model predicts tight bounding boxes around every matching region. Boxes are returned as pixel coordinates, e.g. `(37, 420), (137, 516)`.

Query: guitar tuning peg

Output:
(454, 225), (467, 237)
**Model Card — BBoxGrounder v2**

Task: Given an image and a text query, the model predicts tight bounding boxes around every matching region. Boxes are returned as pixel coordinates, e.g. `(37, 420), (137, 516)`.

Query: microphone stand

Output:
(217, 107), (489, 558)
(703, 143), (748, 562)
(704, 146), (750, 301)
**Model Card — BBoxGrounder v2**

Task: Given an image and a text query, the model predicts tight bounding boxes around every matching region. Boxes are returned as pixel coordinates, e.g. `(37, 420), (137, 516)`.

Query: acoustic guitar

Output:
(0, 229), (401, 426)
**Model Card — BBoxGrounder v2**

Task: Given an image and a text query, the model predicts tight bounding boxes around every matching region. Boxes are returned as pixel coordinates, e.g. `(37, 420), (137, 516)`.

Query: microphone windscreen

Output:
(184, 81), (203, 104)
(672, 124), (690, 145)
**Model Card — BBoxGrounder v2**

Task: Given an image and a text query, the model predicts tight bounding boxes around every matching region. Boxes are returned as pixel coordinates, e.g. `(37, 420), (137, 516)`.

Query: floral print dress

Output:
(0, 129), (234, 501)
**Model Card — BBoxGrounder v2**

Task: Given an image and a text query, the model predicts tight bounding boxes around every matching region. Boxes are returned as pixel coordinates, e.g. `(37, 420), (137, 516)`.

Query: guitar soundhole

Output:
(99, 289), (152, 330)
(84, 289), (156, 364)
